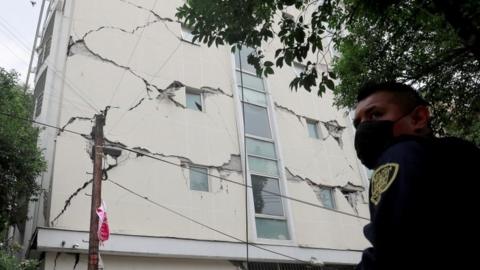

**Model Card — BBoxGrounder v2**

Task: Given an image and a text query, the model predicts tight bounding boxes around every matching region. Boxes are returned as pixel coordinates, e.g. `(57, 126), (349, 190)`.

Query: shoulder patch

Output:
(370, 163), (399, 205)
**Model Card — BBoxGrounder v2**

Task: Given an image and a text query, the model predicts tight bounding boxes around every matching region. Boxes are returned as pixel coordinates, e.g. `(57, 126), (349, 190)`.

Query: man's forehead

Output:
(355, 91), (396, 113)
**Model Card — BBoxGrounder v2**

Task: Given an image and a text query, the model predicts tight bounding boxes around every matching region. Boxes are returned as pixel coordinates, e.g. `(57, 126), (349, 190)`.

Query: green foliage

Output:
(332, 0), (480, 144)
(0, 247), (39, 270)
(176, 0), (480, 144)
(0, 68), (46, 234)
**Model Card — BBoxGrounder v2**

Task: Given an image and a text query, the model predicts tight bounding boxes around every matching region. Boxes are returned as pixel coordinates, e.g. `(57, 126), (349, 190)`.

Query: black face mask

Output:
(354, 111), (413, 169)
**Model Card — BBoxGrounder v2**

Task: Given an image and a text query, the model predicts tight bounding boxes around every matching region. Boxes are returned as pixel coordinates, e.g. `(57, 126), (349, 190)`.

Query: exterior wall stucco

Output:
(28, 0), (372, 264)
(43, 253), (237, 270)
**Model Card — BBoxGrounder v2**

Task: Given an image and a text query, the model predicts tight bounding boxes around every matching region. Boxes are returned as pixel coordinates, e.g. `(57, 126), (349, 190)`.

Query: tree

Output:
(176, 0), (480, 144)
(0, 68), (45, 238)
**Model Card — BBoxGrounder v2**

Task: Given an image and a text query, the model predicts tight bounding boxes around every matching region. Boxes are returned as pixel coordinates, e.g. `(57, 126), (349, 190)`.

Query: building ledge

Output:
(33, 227), (361, 265)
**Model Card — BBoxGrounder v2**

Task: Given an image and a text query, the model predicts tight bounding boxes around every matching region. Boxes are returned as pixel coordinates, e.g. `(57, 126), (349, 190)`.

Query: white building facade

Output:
(25, 0), (371, 269)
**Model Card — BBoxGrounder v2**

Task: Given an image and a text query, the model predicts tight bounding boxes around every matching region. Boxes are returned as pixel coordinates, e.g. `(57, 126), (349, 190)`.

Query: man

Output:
(353, 81), (479, 270)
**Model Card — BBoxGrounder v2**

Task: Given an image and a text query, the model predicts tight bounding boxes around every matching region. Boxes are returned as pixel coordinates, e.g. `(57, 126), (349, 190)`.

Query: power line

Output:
(0, 109), (369, 221)
(0, 14), (101, 112)
(0, 36), (29, 64)
(0, 108), (364, 264)
(0, 111), (87, 137)
(0, 17), (31, 50)
(107, 178), (317, 266)
(106, 144), (370, 221)
(106, 0), (160, 106)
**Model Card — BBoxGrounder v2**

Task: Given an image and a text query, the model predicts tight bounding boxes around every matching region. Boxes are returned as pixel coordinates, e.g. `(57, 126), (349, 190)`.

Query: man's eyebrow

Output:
(353, 105), (378, 127)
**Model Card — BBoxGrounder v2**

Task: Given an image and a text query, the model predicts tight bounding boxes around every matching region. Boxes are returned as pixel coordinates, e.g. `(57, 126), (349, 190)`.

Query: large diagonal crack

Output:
(68, 38), (185, 108)
(118, 0), (180, 40)
(58, 116), (92, 135)
(201, 86), (234, 98)
(76, 19), (164, 42)
(274, 102), (346, 147)
(105, 139), (242, 172)
(51, 178), (93, 226)
(128, 97), (145, 111)
(286, 167), (365, 212)
(285, 167), (337, 207)
(119, 0), (177, 23)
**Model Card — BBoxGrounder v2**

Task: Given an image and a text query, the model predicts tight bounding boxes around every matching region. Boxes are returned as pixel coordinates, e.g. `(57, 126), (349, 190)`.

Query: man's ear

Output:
(411, 105), (430, 132)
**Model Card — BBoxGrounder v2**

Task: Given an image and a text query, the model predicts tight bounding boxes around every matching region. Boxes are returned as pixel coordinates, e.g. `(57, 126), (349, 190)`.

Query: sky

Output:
(0, 0), (42, 85)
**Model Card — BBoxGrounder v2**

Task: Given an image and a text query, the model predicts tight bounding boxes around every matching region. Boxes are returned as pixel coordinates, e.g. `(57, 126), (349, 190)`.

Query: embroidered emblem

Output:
(371, 163), (399, 205)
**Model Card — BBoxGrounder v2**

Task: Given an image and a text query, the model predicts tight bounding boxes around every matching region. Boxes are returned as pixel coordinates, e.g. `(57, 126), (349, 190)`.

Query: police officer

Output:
(353, 81), (479, 270)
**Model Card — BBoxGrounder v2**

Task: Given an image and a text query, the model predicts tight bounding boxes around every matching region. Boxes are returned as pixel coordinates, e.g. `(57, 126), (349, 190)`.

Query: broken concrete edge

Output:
(273, 102), (346, 147)
(49, 140), (241, 226)
(67, 38), (233, 112)
(103, 139), (242, 173)
(285, 167), (366, 214)
(58, 116), (93, 135)
(67, 38), (187, 109)
(285, 167), (364, 193)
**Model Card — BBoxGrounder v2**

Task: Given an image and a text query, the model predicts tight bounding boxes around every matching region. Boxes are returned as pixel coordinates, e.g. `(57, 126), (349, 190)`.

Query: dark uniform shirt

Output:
(356, 136), (480, 270)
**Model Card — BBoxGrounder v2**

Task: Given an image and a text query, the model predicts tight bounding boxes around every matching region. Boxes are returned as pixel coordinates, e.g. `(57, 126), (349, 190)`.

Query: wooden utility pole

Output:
(88, 113), (105, 270)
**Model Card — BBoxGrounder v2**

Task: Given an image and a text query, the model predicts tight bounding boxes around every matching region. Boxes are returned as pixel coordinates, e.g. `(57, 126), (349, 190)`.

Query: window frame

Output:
(293, 62), (306, 77)
(188, 165), (209, 192)
(306, 119), (321, 139)
(234, 48), (293, 242)
(180, 24), (199, 45)
(185, 87), (204, 112)
(317, 186), (336, 209)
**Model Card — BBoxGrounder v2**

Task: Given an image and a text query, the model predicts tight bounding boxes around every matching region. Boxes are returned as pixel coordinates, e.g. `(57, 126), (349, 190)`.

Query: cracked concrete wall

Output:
(38, 0), (370, 257)
(47, 0), (245, 242)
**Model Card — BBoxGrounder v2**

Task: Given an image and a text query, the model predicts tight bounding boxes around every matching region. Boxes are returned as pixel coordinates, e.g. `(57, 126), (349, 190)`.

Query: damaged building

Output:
(24, 0), (372, 269)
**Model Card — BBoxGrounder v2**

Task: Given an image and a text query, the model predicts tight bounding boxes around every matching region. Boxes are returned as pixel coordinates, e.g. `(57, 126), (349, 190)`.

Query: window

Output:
(33, 69), (47, 117)
(341, 190), (359, 214)
(238, 87), (267, 106)
(306, 119), (320, 139)
(248, 156), (279, 177)
(235, 47), (257, 73)
(255, 218), (289, 240)
(186, 88), (203, 111)
(244, 103), (272, 138)
(235, 47), (290, 241)
(189, 166), (209, 191)
(37, 14), (55, 68)
(246, 138), (276, 159)
(316, 187), (335, 209)
(181, 24), (197, 44)
(236, 71), (265, 92)
(251, 175), (284, 216)
(293, 62), (305, 77)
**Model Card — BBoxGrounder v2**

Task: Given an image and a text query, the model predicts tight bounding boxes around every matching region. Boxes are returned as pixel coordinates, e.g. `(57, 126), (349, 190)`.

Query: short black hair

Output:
(356, 81), (429, 111)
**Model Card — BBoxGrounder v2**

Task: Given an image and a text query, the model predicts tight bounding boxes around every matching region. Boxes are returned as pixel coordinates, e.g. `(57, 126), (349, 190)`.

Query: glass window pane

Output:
(186, 92), (202, 111)
(236, 71), (264, 92)
(246, 138), (276, 159)
(293, 62), (305, 76)
(316, 188), (335, 209)
(248, 156), (278, 177)
(181, 24), (195, 43)
(307, 121), (319, 139)
(190, 166), (208, 191)
(244, 103), (271, 138)
(238, 87), (267, 106)
(256, 218), (290, 240)
(251, 175), (284, 216)
(235, 47), (257, 73)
